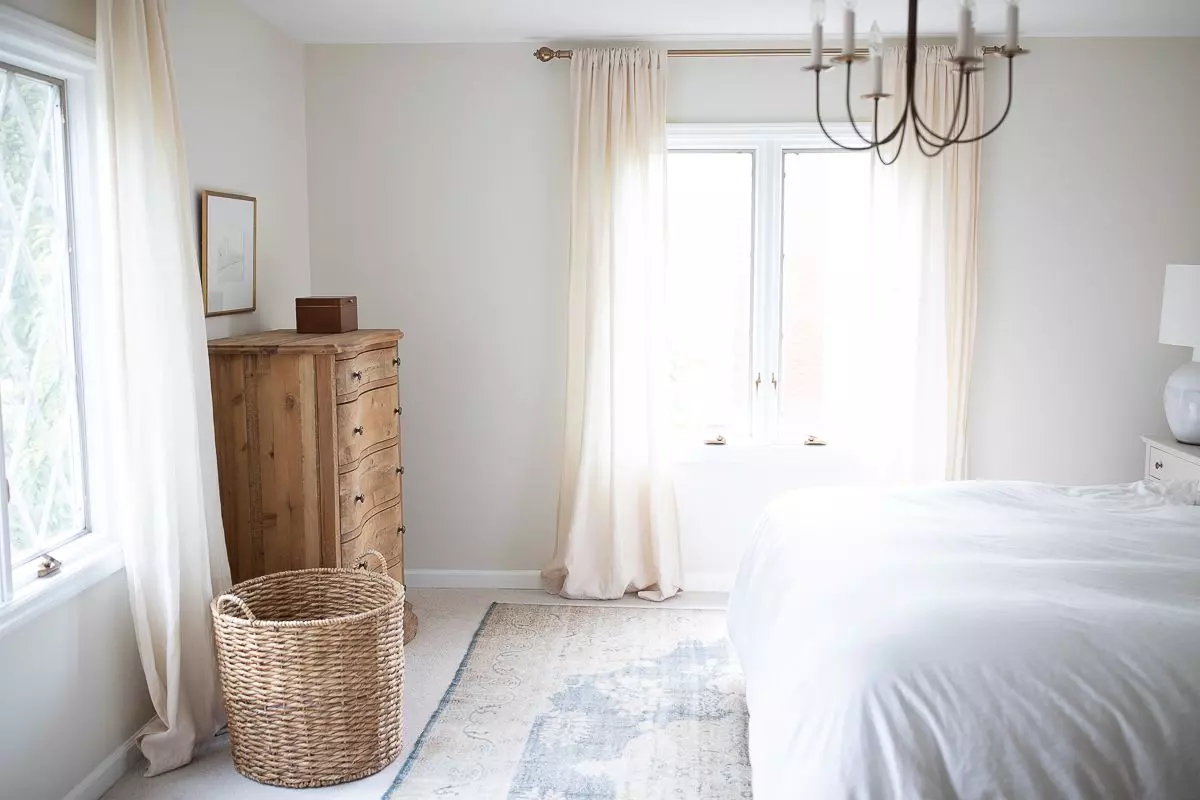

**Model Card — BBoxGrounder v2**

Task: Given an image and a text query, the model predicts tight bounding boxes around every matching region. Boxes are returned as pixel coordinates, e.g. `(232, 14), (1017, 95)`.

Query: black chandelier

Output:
(805, 0), (1029, 164)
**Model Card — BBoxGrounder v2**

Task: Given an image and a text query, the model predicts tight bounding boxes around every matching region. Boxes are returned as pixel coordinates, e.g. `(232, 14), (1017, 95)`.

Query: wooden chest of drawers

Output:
(207, 329), (416, 641)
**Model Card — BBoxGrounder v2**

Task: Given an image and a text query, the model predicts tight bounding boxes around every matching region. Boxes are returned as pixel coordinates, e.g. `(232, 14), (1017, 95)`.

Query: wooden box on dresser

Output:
(207, 329), (417, 643)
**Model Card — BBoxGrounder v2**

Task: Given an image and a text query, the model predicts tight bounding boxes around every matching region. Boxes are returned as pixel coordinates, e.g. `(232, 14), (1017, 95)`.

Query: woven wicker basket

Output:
(211, 550), (405, 788)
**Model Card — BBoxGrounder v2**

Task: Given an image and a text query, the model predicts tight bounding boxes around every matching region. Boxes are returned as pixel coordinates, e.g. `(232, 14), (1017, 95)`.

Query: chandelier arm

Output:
(844, 61), (876, 145)
(865, 74), (910, 150)
(951, 73), (977, 143)
(918, 72), (973, 153)
(911, 66), (968, 146)
(814, 69), (880, 152)
(874, 104), (907, 166)
(913, 122), (947, 158)
(941, 69), (976, 144)
(953, 56), (1015, 145)
(913, 115), (953, 156)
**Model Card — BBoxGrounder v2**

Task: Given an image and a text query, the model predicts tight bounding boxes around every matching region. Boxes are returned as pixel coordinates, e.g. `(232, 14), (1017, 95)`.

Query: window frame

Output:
(0, 6), (120, 634)
(667, 122), (859, 449)
(0, 58), (93, 569)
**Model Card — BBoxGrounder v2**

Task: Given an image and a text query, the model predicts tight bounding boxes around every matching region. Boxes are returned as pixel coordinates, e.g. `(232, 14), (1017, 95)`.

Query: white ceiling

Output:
(240, 0), (1200, 44)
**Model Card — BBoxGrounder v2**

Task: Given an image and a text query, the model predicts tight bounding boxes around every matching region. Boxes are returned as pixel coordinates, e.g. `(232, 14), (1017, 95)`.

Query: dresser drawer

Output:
(342, 500), (404, 584)
(1146, 446), (1200, 482)
(337, 385), (400, 466)
(336, 346), (398, 400)
(339, 444), (402, 533)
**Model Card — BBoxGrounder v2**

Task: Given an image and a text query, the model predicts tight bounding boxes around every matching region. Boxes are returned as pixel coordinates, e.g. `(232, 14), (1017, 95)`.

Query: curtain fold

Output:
(828, 45), (981, 482)
(96, 0), (232, 775)
(543, 47), (683, 601)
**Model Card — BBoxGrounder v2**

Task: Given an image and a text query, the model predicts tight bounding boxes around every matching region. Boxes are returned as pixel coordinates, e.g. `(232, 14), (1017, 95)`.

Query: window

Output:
(0, 10), (101, 610)
(666, 124), (872, 446)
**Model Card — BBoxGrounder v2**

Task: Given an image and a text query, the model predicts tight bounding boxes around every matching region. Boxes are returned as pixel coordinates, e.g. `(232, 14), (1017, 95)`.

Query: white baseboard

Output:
(406, 569), (543, 589)
(62, 725), (144, 800)
(405, 569), (734, 593)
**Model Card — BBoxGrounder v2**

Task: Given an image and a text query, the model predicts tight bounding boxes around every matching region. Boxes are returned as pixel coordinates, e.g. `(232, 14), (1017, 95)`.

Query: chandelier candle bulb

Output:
(843, 0), (857, 56)
(1006, 0), (1020, 51)
(957, 0), (976, 58)
(869, 22), (884, 95)
(811, 0), (827, 68)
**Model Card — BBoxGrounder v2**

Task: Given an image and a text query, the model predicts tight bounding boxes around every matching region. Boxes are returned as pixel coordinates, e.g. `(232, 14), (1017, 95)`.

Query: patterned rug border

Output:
(382, 602), (730, 798)
(384, 601), (501, 798)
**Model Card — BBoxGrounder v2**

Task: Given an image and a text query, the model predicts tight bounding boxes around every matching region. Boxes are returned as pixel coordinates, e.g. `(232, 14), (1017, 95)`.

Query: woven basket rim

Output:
(211, 566), (405, 629)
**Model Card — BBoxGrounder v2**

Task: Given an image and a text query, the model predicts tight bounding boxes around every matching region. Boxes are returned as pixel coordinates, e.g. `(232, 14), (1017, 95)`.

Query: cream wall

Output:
(1, 0), (91, 37)
(168, 0), (313, 339)
(0, 575), (148, 800)
(305, 39), (1200, 580)
(0, 2), (312, 798)
(305, 45), (570, 572)
(969, 39), (1200, 483)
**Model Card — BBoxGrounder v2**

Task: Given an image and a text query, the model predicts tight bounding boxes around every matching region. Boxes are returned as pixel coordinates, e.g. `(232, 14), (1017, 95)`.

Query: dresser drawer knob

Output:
(395, 407), (402, 416)
(351, 370), (363, 381)
(398, 525), (406, 535)
(397, 466), (405, 476)
(392, 357), (400, 367)
(354, 493), (365, 504)
(353, 425), (364, 436)
(1155, 461), (1164, 470)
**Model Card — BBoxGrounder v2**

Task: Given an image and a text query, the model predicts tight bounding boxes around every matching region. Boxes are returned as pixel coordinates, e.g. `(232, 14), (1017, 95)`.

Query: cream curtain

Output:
(823, 45), (982, 482)
(543, 47), (683, 601)
(96, 0), (232, 775)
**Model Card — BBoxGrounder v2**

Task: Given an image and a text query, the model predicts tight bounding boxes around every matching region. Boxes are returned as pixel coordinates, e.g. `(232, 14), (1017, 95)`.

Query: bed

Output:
(727, 480), (1200, 800)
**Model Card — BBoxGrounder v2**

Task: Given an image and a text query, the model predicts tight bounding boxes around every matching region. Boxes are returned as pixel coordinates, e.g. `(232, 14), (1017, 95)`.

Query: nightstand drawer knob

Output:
(398, 525), (406, 535)
(354, 493), (365, 504)
(351, 370), (363, 381)
(1155, 461), (1164, 471)
(353, 425), (364, 436)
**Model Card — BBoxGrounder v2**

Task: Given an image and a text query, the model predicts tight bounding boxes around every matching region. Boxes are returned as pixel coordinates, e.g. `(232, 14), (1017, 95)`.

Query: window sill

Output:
(0, 537), (124, 640)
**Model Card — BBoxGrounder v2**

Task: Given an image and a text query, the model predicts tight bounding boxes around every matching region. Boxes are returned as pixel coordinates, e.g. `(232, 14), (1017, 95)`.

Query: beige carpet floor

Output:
(101, 588), (729, 800)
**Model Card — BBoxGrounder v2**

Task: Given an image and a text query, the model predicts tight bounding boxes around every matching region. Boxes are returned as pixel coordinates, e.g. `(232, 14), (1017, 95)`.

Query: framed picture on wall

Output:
(201, 189), (257, 316)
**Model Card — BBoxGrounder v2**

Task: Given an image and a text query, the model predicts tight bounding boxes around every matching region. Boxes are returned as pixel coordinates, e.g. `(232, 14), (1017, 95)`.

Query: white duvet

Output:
(728, 480), (1200, 800)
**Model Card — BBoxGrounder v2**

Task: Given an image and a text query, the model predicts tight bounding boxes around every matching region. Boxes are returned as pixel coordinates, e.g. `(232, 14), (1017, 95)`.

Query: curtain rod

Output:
(533, 45), (1006, 62)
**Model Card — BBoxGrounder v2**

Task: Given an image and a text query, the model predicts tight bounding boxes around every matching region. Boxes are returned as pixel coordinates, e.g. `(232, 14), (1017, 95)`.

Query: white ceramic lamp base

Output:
(1165, 355), (1200, 445)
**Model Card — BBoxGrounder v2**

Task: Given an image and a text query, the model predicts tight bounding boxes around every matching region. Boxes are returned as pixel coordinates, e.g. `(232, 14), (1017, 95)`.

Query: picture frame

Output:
(201, 189), (257, 317)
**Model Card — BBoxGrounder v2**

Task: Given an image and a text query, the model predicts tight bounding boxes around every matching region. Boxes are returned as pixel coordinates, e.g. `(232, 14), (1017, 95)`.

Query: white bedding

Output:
(728, 480), (1200, 800)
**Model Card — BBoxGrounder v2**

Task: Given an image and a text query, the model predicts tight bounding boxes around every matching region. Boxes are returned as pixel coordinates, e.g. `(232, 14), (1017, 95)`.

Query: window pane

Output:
(778, 150), (872, 441)
(666, 151), (753, 441)
(0, 65), (86, 561)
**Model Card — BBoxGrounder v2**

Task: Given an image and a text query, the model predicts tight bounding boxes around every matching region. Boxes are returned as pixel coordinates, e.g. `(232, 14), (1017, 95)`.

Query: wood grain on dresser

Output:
(208, 329), (416, 642)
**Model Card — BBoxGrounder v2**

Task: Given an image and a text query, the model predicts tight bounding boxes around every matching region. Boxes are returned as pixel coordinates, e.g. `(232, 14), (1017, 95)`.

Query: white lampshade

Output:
(1159, 264), (1200, 348)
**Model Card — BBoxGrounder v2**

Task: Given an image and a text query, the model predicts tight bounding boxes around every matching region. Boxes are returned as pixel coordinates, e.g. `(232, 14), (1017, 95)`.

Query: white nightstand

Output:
(1142, 435), (1200, 482)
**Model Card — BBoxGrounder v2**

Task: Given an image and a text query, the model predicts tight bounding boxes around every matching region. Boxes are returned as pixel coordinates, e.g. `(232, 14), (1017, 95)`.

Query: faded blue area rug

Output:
(384, 603), (751, 799)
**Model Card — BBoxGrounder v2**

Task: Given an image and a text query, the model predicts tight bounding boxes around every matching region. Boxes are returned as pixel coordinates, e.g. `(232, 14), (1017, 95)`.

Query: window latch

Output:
(754, 373), (761, 392)
(804, 435), (828, 447)
(37, 554), (63, 579)
(704, 435), (727, 446)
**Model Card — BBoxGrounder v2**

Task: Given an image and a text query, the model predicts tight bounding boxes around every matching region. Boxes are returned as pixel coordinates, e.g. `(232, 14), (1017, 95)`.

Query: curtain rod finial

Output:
(535, 46), (559, 62)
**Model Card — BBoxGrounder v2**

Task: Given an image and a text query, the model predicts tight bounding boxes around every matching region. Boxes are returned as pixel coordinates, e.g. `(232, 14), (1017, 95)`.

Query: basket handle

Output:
(356, 549), (389, 573)
(215, 594), (256, 621)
